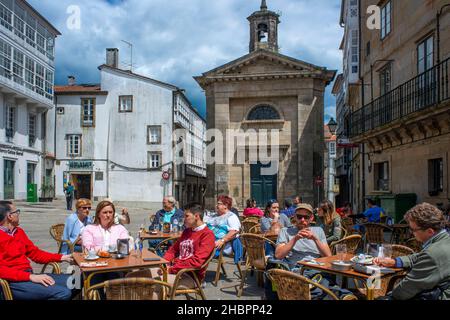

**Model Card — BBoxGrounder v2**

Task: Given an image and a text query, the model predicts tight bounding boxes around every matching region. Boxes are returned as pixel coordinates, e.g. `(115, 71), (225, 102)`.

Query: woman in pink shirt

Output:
(82, 201), (129, 252)
(243, 199), (264, 218)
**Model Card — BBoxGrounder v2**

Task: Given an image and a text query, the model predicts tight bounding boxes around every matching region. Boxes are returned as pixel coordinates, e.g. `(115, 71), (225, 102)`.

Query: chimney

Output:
(68, 76), (76, 86)
(106, 48), (119, 68)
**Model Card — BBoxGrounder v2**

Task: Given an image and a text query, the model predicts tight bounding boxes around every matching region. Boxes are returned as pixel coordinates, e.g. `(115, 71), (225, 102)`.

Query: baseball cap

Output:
(295, 203), (314, 215)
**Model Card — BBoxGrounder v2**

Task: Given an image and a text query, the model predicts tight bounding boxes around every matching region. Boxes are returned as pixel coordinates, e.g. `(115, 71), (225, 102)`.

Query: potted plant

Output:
(39, 182), (54, 202)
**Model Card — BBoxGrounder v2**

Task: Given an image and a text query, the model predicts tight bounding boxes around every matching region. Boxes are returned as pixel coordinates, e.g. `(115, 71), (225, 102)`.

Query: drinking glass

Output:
(159, 216), (164, 232)
(380, 244), (393, 259)
(335, 244), (347, 262)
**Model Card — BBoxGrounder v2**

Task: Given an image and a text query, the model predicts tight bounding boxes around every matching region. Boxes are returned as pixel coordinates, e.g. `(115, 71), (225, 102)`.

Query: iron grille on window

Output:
(247, 105), (280, 120)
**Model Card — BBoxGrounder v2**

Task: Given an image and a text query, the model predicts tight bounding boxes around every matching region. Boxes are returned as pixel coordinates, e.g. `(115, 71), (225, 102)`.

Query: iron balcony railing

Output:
(349, 57), (450, 137)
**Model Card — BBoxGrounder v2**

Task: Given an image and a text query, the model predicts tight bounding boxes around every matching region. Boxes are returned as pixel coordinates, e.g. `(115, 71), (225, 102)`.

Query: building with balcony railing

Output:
(347, 0), (450, 214)
(0, 0), (59, 200)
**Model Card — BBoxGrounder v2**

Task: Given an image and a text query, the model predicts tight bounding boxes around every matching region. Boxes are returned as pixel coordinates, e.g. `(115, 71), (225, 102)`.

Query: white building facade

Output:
(0, 0), (59, 200)
(54, 49), (206, 206)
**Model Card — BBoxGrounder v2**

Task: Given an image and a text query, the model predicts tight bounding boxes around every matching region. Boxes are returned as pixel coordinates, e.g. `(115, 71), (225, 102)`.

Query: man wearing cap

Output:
(62, 198), (93, 254)
(275, 203), (332, 270)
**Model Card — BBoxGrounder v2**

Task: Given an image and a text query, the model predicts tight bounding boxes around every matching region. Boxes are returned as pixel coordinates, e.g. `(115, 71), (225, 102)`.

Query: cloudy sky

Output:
(29, 0), (343, 122)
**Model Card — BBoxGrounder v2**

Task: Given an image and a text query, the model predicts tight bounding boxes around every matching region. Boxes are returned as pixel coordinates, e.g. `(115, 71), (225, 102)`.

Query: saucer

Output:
(84, 255), (99, 261)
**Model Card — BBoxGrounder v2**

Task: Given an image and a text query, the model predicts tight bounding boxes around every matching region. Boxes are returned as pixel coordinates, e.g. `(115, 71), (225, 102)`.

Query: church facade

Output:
(195, 1), (336, 209)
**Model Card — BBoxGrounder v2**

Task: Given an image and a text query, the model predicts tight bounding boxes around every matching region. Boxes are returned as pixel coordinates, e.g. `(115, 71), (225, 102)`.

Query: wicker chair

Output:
(363, 223), (393, 245)
(339, 226), (348, 239)
(49, 224), (74, 254)
(149, 236), (179, 257)
(341, 217), (355, 235)
(405, 238), (422, 252)
(86, 278), (172, 300)
(248, 224), (262, 234)
(266, 269), (357, 300)
(392, 244), (414, 257)
(241, 218), (261, 233)
(211, 238), (243, 287)
(237, 233), (276, 297)
(0, 262), (61, 300)
(330, 235), (362, 255)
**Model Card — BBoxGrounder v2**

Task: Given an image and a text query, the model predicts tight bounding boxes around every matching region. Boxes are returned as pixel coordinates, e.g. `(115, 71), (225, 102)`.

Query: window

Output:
(352, 65), (358, 74)
(81, 98), (95, 127)
(148, 152), (161, 169)
(418, 36), (434, 74)
(428, 158), (443, 196)
(67, 135), (81, 156)
(0, 39), (12, 78)
(24, 56), (34, 90)
(380, 64), (392, 95)
(27, 163), (36, 184)
(12, 49), (24, 84)
(28, 113), (36, 147)
(374, 162), (389, 191)
(247, 105), (280, 121)
(0, 3), (12, 31)
(147, 125), (161, 144)
(35, 62), (44, 96)
(381, 1), (392, 40)
(5, 104), (14, 140)
(119, 95), (133, 112)
(351, 30), (358, 63)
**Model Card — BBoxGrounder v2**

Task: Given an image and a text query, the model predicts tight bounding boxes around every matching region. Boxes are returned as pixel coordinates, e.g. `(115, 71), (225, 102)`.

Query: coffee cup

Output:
(88, 249), (97, 258)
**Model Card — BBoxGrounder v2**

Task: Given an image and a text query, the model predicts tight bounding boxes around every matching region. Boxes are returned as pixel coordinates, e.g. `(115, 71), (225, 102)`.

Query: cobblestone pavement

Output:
(15, 199), (264, 300)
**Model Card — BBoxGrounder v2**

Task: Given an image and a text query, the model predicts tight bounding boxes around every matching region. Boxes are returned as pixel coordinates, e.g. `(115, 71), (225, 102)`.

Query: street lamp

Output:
(370, 59), (395, 102)
(437, 4), (450, 65)
(327, 117), (338, 136)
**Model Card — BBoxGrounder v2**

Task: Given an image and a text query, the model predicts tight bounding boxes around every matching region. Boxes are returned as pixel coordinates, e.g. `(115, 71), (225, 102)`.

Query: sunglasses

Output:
(9, 209), (20, 215)
(81, 207), (92, 210)
(409, 226), (425, 233)
(296, 214), (311, 220)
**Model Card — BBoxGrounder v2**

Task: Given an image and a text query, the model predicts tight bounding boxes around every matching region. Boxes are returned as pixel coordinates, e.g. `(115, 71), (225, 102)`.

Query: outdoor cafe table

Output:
(139, 230), (182, 241)
(297, 254), (404, 300)
(73, 250), (169, 298)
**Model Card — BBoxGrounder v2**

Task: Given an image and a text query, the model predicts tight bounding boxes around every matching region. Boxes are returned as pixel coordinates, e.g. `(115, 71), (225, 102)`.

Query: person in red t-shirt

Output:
(150, 202), (215, 285)
(336, 202), (353, 218)
(0, 201), (75, 300)
(243, 199), (264, 218)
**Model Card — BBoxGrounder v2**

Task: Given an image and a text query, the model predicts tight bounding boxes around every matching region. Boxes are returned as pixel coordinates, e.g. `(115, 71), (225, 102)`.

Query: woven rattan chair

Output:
(241, 217), (261, 233)
(266, 269), (357, 300)
(0, 262), (61, 301)
(212, 238), (243, 287)
(49, 224), (74, 254)
(405, 238), (422, 252)
(86, 278), (172, 300)
(149, 236), (179, 257)
(392, 244), (414, 257)
(341, 217), (355, 235)
(248, 224), (262, 234)
(363, 223), (393, 245)
(330, 235), (362, 255)
(237, 233), (276, 297)
(340, 226), (348, 239)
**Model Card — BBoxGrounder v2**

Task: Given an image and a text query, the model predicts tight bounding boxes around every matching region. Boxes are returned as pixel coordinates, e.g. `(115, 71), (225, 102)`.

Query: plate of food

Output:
(98, 251), (111, 258)
(350, 254), (374, 265)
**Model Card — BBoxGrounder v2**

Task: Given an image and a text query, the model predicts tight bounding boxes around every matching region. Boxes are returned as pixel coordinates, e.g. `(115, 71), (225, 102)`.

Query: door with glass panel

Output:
(4, 160), (15, 199)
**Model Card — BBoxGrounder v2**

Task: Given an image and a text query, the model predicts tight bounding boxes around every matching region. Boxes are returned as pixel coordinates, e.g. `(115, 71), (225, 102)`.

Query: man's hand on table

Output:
(30, 274), (55, 287)
(373, 257), (396, 268)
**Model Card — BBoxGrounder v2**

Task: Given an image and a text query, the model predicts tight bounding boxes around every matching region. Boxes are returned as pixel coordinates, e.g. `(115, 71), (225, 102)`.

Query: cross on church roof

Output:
(261, 0), (268, 10)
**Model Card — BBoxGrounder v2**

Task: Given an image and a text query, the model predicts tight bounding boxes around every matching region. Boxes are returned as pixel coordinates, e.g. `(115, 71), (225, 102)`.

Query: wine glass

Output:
(335, 244), (347, 262)
(380, 244), (393, 259)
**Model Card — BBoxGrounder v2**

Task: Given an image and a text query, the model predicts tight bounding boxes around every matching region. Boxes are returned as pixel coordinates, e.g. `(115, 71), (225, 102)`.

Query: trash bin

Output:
(376, 193), (417, 223)
(27, 183), (38, 203)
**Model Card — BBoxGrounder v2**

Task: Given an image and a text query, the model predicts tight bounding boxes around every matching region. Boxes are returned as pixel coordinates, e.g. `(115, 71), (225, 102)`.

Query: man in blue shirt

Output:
(280, 199), (296, 218)
(363, 199), (386, 222)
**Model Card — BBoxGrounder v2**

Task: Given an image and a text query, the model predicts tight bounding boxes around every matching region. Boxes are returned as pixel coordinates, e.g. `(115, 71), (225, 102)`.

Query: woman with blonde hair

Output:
(81, 200), (129, 252)
(317, 200), (342, 244)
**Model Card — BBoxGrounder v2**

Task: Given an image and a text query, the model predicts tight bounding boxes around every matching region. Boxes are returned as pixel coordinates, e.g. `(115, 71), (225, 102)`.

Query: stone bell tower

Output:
(248, 0), (280, 53)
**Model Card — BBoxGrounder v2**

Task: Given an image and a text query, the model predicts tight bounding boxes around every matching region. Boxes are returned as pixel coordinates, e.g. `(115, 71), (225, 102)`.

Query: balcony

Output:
(349, 57), (450, 138)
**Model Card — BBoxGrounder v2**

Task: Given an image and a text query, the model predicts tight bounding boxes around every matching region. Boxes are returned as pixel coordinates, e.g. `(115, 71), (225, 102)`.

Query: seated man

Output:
(150, 203), (215, 285)
(62, 198), (93, 254)
(0, 201), (75, 300)
(274, 203), (332, 270)
(374, 203), (450, 300)
(353, 199), (386, 233)
(280, 199), (296, 218)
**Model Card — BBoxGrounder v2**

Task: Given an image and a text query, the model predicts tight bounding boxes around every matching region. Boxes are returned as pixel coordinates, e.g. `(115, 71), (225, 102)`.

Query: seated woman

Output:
(204, 195), (242, 262)
(62, 198), (93, 254)
(243, 199), (264, 218)
(260, 200), (292, 234)
(316, 200), (342, 244)
(81, 201), (130, 297)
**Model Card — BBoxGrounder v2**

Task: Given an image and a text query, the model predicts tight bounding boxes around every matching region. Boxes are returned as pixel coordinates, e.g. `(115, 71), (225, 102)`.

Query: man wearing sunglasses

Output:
(275, 203), (331, 269)
(0, 201), (74, 300)
(62, 198), (93, 254)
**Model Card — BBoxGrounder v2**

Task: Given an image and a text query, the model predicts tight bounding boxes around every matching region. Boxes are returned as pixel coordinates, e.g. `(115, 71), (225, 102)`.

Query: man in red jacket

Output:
(0, 201), (74, 300)
(151, 202), (215, 285)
